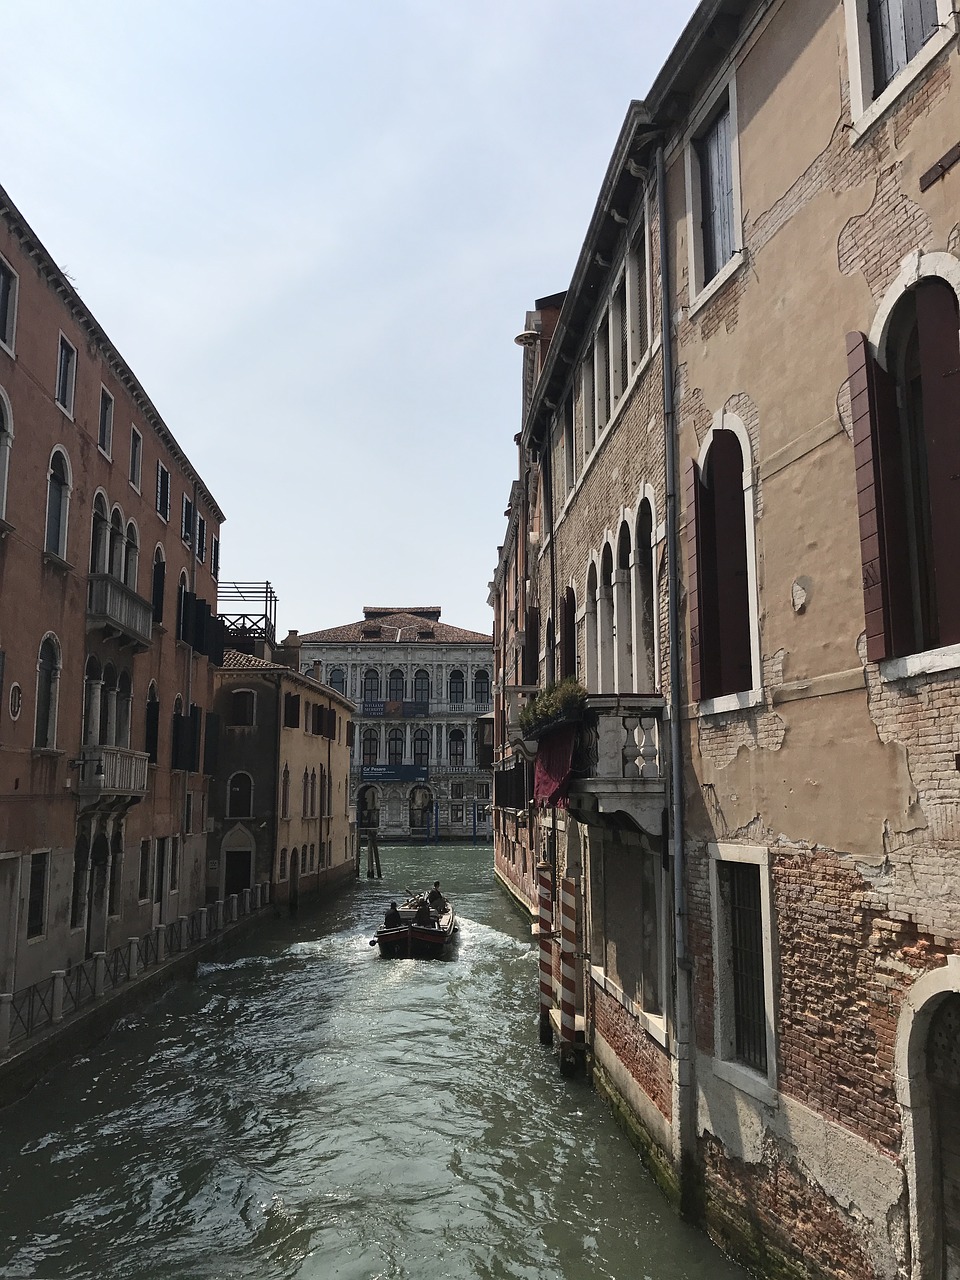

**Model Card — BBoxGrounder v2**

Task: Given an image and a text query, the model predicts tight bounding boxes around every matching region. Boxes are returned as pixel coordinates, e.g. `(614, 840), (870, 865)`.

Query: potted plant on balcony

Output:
(517, 677), (587, 743)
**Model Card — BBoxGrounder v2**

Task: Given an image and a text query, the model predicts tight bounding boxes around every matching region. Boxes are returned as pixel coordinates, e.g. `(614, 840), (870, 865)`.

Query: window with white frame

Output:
(156, 461), (170, 521)
(211, 535), (220, 580)
(845, 0), (952, 128)
(181, 492), (194, 545)
(55, 335), (77, 415)
(629, 218), (650, 372)
(27, 851), (49, 938)
(0, 257), (18, 353)
(709, 843), (777, 1097)
(98, 387), (114, 457)
(34, 634), (61, 749)
(45, 448), (71, 560)
(129, 426), (142, 491)
(0, 389), (13, 523)
(686, 81), (742, 303)
(196, 514), (206, 563)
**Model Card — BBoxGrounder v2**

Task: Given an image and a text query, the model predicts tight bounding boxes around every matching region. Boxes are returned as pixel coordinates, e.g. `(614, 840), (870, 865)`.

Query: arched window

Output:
(176, 572), (189, 642)
(851, 277), (960, 659)
(559, 587), (577, 682)
(472, 669), (490, 705)
(34, 635), (61, 748)
(635, 499), (656, 691)
(44, 449), (71, 558)
(171, 693), (184, 770)
(328, 667), (346, 695)
(362, 668), (381, 702)
(90, 493), (109, 575)
(226, 772), (252, 818)
(599, 544), (615, 690)
(388, 669), (404, 702)
(281, 764), (290, 818)
(449, 729), (465, 768)
(585, 563), (599, 693)
(388, 727), (404, 765)
(302, 768), (310, 816)
(614, 521), (634, 692)
(318, 766), (325, 818)
(152, 546), (165, 624)
(413, 728), (430, 767)
(123, 522), (139, 590)
(310, 769), (317, 817)
(0, 388), (13, 522)
(145, 682), (159, 763)
(362, 729), (379, 767)
(414, 669), (430, 703)
(116, 670), (132, 748)
(687, 425), (755, 700)
(108, 508), (124, 579)
(448, 670), (465, 704)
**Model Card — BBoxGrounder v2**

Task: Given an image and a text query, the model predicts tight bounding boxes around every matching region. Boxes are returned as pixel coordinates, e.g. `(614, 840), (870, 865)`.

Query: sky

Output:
(5, 1), (690, 638)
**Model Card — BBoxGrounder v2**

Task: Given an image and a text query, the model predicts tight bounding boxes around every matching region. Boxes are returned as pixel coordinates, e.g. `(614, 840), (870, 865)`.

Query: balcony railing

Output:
(78, 745), (150, 801)
(87, 575), (153, 651)
(567, 694), (667, 835)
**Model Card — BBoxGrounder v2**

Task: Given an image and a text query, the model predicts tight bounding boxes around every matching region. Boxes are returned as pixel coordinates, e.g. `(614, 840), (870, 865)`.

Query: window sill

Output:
(698, 687), (764, 717)
(56, 401), (75, 421)
(850, 27), (955, 144)
(97, 446), (113, 464)
(42, 550), (73, 573)
(688, 250), (745, 319)
(879, 642), (960, 682)
(129, 479), (142, 496)
(0, 517), (14, 539)
(712, 1057), (778, 1107)
(0, 339), (15, 360)
(31, 748), (64, 758)
(590, 964), (668, 1048)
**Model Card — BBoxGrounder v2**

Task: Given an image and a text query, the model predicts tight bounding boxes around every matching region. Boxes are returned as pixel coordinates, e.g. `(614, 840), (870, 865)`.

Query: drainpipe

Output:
(657, 141), (697, 1212)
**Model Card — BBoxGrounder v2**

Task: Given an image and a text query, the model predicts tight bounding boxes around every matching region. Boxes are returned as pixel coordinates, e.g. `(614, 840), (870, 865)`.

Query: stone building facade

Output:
(298, 607), (493, 843)
(208, 650), (355, 908)
(492, 2), (960, 1276)
(0, 183), (225, 998)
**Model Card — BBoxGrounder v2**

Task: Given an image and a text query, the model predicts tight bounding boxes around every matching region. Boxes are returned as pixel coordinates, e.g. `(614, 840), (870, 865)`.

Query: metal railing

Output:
(1, 885), (272, 1056)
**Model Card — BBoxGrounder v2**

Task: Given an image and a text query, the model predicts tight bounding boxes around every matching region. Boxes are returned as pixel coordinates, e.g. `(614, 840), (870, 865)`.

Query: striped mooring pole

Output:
(537, 860), (553, 1045)
(558, 875), (579, 1076)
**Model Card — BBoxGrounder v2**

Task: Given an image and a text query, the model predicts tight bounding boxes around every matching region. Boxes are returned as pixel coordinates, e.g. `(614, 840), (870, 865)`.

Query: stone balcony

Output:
(567, 694), (667, 835)
(87, 574), (153, 651)
(77, 745), (150, 803)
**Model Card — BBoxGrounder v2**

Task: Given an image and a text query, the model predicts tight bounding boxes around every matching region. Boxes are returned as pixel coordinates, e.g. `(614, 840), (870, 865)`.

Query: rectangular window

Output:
(476, 782), (490, 800)
(451, 782), (464, 800)
(138, 840), (150, 900)
(196, 515), (206, 563)
(56, 335), (77, 415)
(697, 102), (735, 285)
(185, 793), (193, 835)
(0, 257), (18, 351)
(181, 493), (194, 545)
(26, 851), (49, 938)
(710, 844), (776, 1094)
(98, 388), (114, 457)
(156, 462), (170, 520)
(868, 0), (940, 93)
(629, 221), (649, 369)
(129, 427), (142, 491)
(211, 536), (220, 580)
(594, 313), (610, 429)
(284, 693), (301, 728)
(451, 804), (464, 824)
(170, 835), (180, 892)
(612, 276), (629, 401)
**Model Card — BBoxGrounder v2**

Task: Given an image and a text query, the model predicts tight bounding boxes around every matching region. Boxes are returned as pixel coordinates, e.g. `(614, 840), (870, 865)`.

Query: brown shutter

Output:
(846, 331), (910, 660)
(916, 281), (960, 646)
(712, 431), (752, 695)
(684, 458), (703, 703)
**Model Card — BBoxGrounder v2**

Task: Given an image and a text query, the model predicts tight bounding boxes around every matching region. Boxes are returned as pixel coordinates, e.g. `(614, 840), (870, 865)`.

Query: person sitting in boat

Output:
(414, 898), (434, 927)
(427, 881), (446, 910)
(383, 902), (402, 929)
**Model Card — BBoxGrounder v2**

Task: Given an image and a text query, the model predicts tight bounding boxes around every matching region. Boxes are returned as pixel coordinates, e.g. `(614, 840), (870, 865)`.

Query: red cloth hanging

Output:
(533, 724), (576, 808)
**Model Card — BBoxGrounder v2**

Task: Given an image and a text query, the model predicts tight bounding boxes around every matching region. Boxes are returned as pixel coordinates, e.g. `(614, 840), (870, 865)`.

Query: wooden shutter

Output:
(284, 693), (301, 728)
(203, 711), (220, 776)
(846, 331), (911, 660)
(189, 704), (202, 772)
(684, 458), (703, 703)
(152, 557), (165, 624)
(916, 280), (960, 647)
(523, 607), (540, 685)
(712, 431), (752, 695)
(145, 698), (160, 764)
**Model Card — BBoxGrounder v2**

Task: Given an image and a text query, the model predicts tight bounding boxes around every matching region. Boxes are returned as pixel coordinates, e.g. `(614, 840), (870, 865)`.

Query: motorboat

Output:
(373, 891), (457, 959)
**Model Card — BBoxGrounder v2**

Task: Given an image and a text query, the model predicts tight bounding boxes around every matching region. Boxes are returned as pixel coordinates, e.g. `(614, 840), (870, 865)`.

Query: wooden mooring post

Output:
(366, 831), (382, 879)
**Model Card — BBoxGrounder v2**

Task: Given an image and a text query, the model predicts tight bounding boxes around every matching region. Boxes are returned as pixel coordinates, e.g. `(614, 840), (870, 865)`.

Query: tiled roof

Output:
(219, 650), (356, 707)
(299, 609), (491, 645)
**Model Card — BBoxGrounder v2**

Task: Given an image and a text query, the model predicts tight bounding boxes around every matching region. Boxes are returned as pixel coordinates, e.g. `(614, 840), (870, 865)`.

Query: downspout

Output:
(657, 141), (697, 1212)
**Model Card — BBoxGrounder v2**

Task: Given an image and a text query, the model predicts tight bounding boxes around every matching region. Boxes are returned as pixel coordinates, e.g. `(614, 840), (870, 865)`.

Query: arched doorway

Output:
(409, 785), (433, 837)
(357, 785), (379, 829)
(86, 831), (110, 957)
(222, 828), (254, 899)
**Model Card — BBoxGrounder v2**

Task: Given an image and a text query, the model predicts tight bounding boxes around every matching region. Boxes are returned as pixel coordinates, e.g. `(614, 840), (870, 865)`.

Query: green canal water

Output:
(0, 844), (747, 1280)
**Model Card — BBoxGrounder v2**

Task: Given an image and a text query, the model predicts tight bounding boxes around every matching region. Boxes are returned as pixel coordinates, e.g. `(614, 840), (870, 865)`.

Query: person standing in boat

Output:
(384, 901), (402, 929)
(427, 881), (446, 910)
(414, 898), (434, 927)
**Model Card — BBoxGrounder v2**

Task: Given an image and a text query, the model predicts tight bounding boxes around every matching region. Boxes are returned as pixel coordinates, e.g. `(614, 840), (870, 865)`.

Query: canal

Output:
(0, 844), (747, 1280)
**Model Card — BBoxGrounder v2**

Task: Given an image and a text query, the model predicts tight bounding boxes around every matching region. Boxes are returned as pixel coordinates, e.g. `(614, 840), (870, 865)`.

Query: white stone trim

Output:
(684, 72), (744, 308)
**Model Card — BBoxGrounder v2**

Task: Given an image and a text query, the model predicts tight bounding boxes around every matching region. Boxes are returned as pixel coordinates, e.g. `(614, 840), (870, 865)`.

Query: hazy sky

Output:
(6, 2), (689, 637)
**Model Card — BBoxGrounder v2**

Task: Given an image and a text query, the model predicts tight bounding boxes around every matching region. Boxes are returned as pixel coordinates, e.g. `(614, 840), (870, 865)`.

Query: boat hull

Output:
(375, 909), (457, 959)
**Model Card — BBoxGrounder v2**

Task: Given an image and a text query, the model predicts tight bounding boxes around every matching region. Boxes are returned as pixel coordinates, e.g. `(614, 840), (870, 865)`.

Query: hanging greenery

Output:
(517, 677), (587, 739)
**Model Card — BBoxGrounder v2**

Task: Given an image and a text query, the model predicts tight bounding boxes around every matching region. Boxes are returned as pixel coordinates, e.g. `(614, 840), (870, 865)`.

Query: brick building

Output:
(0, 183), (224, 997)
(298, 607), (493, 842)
(208, 646), (356, 909)
(492, 2), (960, 1276)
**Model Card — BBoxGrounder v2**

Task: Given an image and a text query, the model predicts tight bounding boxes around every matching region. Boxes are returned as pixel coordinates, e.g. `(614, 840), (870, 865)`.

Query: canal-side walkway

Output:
(0, 885), (272, 1107)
